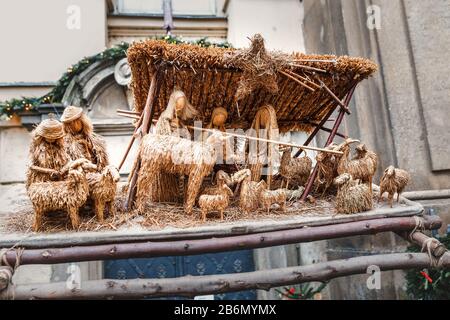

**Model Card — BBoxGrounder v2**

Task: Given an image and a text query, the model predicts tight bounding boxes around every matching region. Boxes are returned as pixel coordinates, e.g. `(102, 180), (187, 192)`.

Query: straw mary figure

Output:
(60, 106), (109, 171)
(25, 114), (70, 189)
(155, 90), (199, 136)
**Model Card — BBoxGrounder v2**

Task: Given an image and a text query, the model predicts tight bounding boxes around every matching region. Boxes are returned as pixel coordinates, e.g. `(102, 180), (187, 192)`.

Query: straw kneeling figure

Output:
(135, 131), (228, 214)
(86, 165), (120, 222)
(279, 146), (312, 189)
(379, 165), (410, 208)
(27, 159), (97, 231)
(259, 181), (287, 213)
(337, 138), (378, 195)
(198, 183), (233, 222)
(334, 173), (372, 214)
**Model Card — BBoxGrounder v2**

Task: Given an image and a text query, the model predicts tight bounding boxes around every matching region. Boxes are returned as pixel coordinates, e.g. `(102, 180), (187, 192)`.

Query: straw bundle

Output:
(334, 173), (372, 214)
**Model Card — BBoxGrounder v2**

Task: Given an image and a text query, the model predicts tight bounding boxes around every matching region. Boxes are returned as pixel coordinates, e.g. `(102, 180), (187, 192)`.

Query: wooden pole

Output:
(319, 80), (351, 115)
(279, 70), (315, 92)
(3, 252), (449, 299)
(1, 216), (441, 266)
(300, 84), (357, 201)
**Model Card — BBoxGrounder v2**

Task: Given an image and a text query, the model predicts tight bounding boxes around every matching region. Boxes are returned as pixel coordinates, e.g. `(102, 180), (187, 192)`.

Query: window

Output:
(115, 0), (218, 16)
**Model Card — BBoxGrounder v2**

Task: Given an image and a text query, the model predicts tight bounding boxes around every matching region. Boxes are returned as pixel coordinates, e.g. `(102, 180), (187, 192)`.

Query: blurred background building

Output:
(0, 0), (448, 300)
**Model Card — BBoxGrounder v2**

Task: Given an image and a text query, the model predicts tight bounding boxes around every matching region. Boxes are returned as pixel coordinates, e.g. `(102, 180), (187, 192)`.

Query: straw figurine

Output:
(200, 170), (233, 197)
(198, 183), (233, 222)
(314, 142), (341, 196)
(27, 158), (97, 231)
(155, 90), (198, 136)
(232, 169), (266, 214)
(135, 131), (228, 214)
(337, 138), (378, 195)
(25, 114), (71, 189)
(60, 106), (109, 171)
(279, 145), (312, 189)
(259, 181), (287, 213)
(379, 165), (410, 208)
(86, 165), (120, 222)
(334, 173), (372, 214)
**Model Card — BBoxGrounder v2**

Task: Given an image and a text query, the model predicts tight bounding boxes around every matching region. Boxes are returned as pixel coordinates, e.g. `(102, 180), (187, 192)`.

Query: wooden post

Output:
(300, 84), (357, 201)
(125, 67), (163, 210)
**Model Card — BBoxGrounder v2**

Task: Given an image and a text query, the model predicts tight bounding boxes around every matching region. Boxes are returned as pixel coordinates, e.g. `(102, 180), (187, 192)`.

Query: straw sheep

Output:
(86, 165), (120, 222)
(334, 173), (372, 214)
(259, 181), (287, 213)
(27, 159), (97, 231)
(379, 165), (410, 207)
(337, 138), (378, 194)
(200, 170), (233, 197)
(279, 146), (312, 189)
(198, 183), (233, 222)
(314, 142), (340, 195)
(232, 169), (266, 214)
(135, 131), (228, 214)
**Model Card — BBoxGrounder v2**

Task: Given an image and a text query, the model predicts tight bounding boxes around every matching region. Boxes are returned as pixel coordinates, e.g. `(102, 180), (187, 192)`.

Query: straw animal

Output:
(337, 139), (378, 194)
(200, 170), (233, 197)
(334, 173), (372, 214)
(86, 165), (120, 222)
(61, 106), (109, 171)
(233, 169), (266, 214)
(285, 186), (305, 201)
(279, 146), (312, 189)
(135, 131), (228, 214)
(379, 165), (410, 208)
(259, 181), (287, 213)
(314, 142), (340, 196)
(27, 159), (97, 231)
(198, 183), (233, 222)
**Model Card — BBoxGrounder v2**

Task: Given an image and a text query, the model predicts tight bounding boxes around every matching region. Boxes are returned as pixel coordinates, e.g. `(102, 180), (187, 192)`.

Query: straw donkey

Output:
(135, 132), (228, 214)
(27, 158), (97, 231)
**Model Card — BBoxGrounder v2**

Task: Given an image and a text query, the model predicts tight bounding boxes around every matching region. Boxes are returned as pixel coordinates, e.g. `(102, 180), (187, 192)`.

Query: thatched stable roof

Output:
(127, 40), (377, 132)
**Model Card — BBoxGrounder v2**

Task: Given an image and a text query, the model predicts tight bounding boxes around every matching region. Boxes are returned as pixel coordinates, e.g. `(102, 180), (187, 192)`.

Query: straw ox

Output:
(135, 132), (228, 214)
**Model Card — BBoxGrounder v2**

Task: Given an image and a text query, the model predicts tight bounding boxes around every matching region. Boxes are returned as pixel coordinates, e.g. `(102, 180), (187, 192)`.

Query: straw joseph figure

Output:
(26, 114), (70, 189)
(60, 106), (109, 171)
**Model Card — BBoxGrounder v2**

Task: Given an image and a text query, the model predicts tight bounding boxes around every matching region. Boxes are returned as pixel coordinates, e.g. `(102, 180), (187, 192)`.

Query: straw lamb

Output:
(198, 183), (233, 222)
(200, 170), (233, 197)
(334, 173), (372, 214)
(87, 165), (121, 222)
(27, 159), (97, 231)
(279, 146), (312, 189)
(232, 169), (266, 214)
(259, 181), (287, 213)
(135, 131), (228, 214)
(337, 138), (378, 194)
(379, 165), (410, 208)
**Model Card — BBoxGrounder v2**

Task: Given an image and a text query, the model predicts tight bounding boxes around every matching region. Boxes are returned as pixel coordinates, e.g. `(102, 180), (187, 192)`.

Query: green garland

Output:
(0, 36), (230, 120)
(405, 233), (450, 300)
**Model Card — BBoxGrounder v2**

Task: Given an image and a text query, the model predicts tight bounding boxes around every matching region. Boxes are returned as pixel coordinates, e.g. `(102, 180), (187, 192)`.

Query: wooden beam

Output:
(2, 252), (449, 299)
(1, 216), (441, 266)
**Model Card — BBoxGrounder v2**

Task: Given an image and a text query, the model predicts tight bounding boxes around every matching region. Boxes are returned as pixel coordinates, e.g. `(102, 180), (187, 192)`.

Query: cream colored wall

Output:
(226, 0), (305, 52)
(0, 0), (107, 84)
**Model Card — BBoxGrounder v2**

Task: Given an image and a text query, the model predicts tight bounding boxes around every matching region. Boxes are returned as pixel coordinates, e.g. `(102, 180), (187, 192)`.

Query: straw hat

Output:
(60, 106), (83, 123)
(34, 114), (64, 139)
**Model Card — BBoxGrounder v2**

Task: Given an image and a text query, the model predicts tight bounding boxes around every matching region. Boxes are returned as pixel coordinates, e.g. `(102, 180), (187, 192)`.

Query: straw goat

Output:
(337, 139), (378, 194)
(198, 183), (233, 222)
(334, 173), (372, 214)
(87, 165), (120, 222)
(27, 159), (97, 231)
(136, 132), (227, 214)
(200, 170), (233, 196)
(279, 146), (312, 189)
(259, 181), (287, 213)
(314, 142), (340, 195)
(232, 169), (265, 214)
(379, 165), (410, 208)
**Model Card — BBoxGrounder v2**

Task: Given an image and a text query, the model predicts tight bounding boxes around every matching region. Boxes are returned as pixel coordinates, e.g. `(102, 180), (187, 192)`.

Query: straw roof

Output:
(127, 39), (377, 132)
